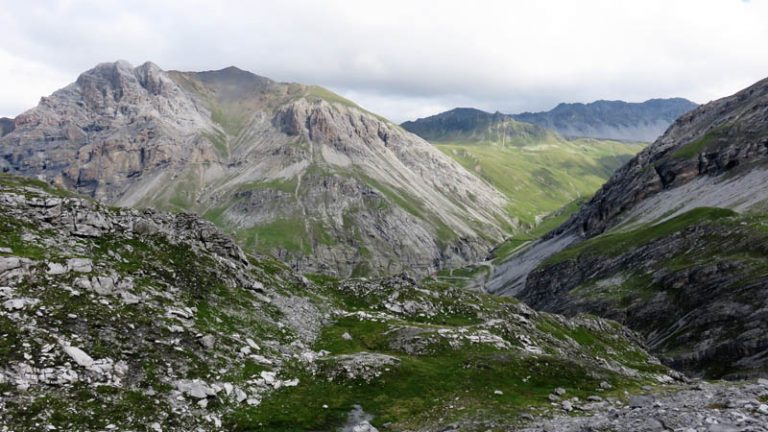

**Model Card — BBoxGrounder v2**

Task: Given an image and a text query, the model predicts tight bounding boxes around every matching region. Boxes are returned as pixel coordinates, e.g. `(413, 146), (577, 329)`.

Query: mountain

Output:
(402, 108), (642, 225)
(489, 77), (768, 378)
(0, 173), (680, 431)
(0, 117), (13, 137)
(401, 107), (561, 145)
(0, 61), (516, 278)
(512, 98), (698, 142)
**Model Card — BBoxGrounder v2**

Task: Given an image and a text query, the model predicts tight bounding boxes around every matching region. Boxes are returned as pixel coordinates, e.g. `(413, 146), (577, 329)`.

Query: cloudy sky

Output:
(1, 0), (767, 122)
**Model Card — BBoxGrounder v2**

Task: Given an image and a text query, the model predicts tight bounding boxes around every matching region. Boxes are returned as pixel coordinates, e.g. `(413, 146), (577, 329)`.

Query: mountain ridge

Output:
(0, 60), (515, 278)
(401, 107), (561, 145)
(490, 75), (768, 378)
(512, 97), (698, 142)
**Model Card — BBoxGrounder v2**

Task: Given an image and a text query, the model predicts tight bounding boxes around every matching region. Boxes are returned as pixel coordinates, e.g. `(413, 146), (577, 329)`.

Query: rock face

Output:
(490, 76), (768, 378)
(0, 117), (13, 137)
(512, 98), (698, 142)
(522, 208), (768, 378)
(0, 61), (515, 278)
(553, 79), (768, 240)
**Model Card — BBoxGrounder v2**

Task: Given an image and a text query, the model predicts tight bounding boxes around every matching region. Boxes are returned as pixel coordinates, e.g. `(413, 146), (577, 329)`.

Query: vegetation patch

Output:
(546, 207), (738, 264)
(434, 140), (640, 225)
(236, 217), (311, 255)
(667, 125), (729, 160)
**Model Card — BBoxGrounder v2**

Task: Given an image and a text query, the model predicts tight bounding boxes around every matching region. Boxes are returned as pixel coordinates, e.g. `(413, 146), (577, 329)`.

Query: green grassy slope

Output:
(227, 276), (670, 431)
(435, 138), (641, 226)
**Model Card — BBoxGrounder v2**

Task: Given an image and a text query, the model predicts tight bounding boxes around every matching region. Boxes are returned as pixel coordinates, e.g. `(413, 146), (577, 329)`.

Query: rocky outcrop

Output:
(521, 209), (768, 378)
(512, 98), (698, 142)
(520, 379), (768, 432)
(0, 174), (330, 429)
(320, 352), (400, 383)
(0, 61), (515, 277)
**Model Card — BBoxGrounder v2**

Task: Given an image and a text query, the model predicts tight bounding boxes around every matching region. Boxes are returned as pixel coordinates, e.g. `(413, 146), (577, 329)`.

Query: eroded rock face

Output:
(0, 117), (13, 137)
(488, 76), (768, 378)
(521, 217), (768, 378)
(2, 61), (215, 201)
(555, 76), (768, 240)
(0, 61), (515, 277)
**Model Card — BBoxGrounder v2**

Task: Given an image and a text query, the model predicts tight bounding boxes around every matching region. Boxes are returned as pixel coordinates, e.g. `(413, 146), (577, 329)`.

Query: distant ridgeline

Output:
(401, 107), (645, 226)
(512, 98), (698, 142)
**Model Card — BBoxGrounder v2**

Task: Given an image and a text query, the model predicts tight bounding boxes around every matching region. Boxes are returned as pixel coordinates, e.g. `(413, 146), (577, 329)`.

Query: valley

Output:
(1, 59), (767, 432)
(401, 108), (644, 225)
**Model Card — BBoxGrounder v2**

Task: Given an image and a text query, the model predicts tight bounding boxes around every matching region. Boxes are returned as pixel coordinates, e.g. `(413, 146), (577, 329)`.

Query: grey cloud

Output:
(1, 0), (767, 121)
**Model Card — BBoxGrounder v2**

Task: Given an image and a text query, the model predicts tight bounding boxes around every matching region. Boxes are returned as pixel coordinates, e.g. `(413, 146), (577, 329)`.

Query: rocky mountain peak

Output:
(88, 60), (185, 100)
(186, 66), (275, 102)
(0, 61), (514, 277)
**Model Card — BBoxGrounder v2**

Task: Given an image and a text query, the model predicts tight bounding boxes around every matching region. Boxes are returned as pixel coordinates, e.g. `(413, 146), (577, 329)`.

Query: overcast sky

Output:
(1, 0), (767, 122)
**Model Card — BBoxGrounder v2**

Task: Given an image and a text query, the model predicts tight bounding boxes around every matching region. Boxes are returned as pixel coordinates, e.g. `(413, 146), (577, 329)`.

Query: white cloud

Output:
(0, 49), (72, 117)
(1, 0), (767, 121)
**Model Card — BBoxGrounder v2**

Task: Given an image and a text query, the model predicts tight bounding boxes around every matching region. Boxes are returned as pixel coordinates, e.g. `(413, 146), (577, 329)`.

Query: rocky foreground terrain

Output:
(1, 173), (736, 431)
(0, 61), (515, 278)
(520, 379), (768, 432)
(1, 62), (766, 431)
